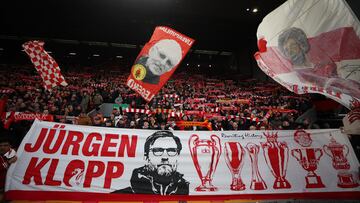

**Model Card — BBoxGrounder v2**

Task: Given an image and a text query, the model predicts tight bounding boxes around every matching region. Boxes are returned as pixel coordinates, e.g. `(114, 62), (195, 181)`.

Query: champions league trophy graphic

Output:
(291, 148), (325, 188)
(261, 132), (291, 189)
(189, 134), (221, 191)
(323, 137), (359, 188)
(224, 142), (246, 190)
(246, 143), (267, 190)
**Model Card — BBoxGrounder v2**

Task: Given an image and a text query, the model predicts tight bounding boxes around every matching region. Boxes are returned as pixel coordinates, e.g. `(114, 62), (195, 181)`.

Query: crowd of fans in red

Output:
(0, 65), (320, 148)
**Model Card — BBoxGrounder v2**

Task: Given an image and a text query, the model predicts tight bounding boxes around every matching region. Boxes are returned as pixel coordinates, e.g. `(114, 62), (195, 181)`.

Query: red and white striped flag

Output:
(255, 0), (360, 109)
(22, 41), (67, 91)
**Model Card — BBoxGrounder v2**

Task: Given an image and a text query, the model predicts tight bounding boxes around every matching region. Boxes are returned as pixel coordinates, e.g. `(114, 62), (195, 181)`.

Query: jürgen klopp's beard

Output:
(157, 164), (173, 176)
(147, 160), (178, 177)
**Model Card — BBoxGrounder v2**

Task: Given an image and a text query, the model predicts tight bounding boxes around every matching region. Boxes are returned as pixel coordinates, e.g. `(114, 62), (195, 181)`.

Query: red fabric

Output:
(2, 112), (15, 129)
(0, 96), (7, 117)
(257, 38), (267, 52)
(5, 190), (360, 201)
(0, 156), (9, 190)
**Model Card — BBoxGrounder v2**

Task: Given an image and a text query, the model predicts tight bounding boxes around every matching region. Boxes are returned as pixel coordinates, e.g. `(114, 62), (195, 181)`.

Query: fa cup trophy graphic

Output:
(323, 137), (359, 188)
(261, 132), (291, 189)
(291, 148), (325, 188)
(246, 142), (267, 190)
(224, 142), (246, 190)
(189, 134), (221, 191)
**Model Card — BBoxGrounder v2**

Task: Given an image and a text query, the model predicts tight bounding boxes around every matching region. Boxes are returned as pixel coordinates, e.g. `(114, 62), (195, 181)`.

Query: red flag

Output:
(126, 26), (194, 102)
(0, 96), (7, 117)
(1, 112), (14, 129)
(255, 0), (360, 109)
(22, 41), (67, 91)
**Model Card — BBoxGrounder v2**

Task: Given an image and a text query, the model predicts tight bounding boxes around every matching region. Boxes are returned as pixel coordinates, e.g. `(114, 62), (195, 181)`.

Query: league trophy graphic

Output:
(224, 142), (246, 190)
(291, 148), (325, 188)
(261, 132), (291, 189)
(323, 137), (359, 188)
(246, 143), (267, 190)
(189, 134), (221, 191)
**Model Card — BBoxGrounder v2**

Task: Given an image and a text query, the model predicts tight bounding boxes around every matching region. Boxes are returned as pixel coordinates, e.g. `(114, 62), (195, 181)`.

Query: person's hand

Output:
(8, 156), (17, 164)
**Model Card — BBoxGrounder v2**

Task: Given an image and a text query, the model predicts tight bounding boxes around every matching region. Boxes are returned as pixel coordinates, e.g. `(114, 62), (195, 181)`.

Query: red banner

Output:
(2, 112), (54, 122)
(126, 26), (194, 102)
(175, 120), (212, 130)
(1, 112), (54, 129)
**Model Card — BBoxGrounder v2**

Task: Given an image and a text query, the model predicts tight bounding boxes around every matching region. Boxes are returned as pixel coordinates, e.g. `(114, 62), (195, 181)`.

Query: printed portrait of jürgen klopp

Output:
(112, 131), (189, 195)
(277, 27), (360, 98)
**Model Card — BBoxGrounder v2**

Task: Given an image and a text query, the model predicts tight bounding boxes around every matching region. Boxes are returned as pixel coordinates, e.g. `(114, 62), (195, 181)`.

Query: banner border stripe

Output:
(5, 191), (360, 201)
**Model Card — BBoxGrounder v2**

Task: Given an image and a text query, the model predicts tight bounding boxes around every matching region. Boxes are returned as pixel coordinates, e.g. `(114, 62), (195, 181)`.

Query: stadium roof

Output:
(1, 0), (288, 52)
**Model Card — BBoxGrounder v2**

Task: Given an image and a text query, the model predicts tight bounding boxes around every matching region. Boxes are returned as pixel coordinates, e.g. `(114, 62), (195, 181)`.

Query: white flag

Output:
(255, 0), (360, 109)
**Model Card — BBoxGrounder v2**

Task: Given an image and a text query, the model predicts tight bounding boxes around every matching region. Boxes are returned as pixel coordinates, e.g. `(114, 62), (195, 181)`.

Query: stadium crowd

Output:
(0, 65), (319, 148)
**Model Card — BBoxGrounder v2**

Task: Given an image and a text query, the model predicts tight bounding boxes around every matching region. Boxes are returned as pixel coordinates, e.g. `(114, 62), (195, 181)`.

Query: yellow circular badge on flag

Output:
(132, 64), (146, 80)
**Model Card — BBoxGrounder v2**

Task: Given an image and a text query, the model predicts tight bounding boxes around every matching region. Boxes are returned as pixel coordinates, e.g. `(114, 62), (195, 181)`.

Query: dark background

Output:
(1, 0), (359, 76)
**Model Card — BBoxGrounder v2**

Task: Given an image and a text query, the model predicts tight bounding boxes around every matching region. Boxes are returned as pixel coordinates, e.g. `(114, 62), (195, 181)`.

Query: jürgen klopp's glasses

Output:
(150, 147), (178, 156)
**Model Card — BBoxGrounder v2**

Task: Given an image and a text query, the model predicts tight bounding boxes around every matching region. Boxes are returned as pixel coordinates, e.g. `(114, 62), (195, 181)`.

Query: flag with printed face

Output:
(255, 0), (360, 109)
(126, 26), (194, 102)
(22, 41), (67, 91)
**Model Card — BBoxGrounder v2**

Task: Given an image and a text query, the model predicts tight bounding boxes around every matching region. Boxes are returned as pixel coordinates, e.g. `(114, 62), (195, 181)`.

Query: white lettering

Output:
(127, 79), (154, 101)
(158, 27), (193, 46)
